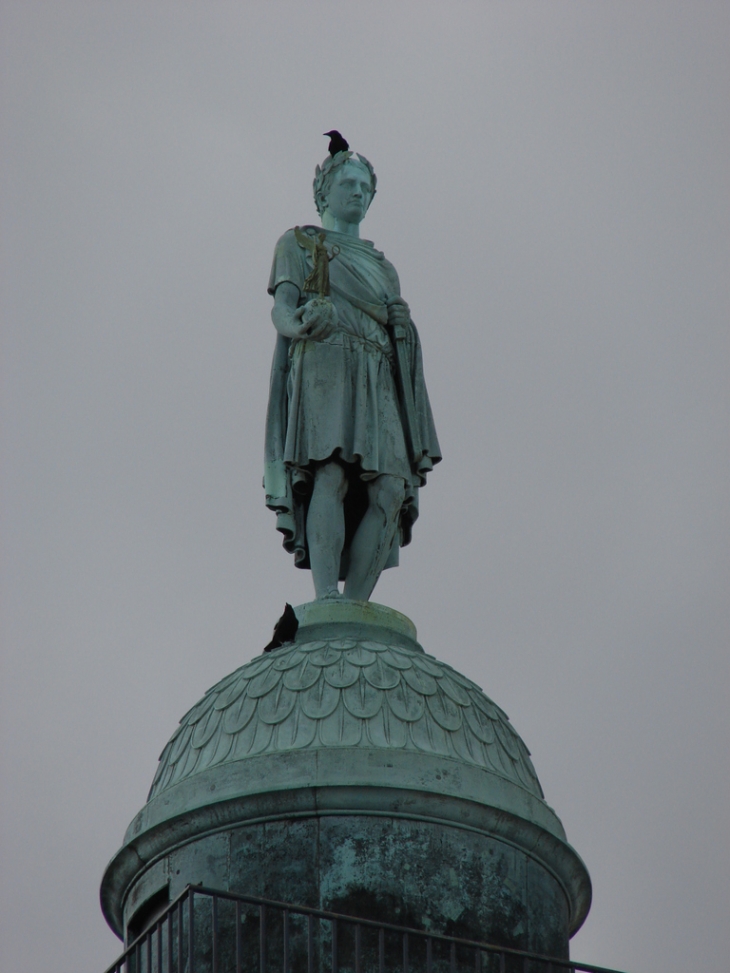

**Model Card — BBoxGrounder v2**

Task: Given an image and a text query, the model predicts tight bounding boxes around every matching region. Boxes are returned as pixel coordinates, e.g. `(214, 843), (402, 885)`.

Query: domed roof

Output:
(148, 607), (544, 803)
(103, 602), (592, 943)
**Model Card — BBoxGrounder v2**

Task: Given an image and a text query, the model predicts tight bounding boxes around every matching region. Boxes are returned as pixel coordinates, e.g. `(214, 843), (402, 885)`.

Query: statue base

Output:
(293, 597), (418, 644)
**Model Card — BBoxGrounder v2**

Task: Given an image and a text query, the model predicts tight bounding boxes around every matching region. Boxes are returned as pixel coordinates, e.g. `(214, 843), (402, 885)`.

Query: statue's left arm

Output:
(385, 296), (411, 330)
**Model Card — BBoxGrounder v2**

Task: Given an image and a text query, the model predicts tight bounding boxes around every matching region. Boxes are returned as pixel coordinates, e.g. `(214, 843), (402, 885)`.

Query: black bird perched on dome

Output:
(324, 130), (349, 156)
(263, 602), (299, 652)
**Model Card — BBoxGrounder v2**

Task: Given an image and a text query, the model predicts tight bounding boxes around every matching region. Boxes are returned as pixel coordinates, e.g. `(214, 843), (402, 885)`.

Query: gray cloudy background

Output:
(2, 2), (728, 971)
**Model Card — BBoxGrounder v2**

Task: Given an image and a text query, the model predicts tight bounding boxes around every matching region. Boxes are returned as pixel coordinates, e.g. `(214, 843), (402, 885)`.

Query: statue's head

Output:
(313, 151), (377, 221)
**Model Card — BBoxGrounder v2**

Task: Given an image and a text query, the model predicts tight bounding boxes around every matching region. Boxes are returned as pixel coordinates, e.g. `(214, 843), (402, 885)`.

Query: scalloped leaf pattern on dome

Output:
(148, 640), (544, 802)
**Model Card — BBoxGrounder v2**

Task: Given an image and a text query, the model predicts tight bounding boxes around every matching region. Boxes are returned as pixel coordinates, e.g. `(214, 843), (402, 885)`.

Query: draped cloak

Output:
(264, 226), (441, 577)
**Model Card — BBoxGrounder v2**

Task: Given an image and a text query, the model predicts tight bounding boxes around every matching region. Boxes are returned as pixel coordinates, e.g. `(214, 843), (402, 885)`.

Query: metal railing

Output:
(104, 885), (626, 973)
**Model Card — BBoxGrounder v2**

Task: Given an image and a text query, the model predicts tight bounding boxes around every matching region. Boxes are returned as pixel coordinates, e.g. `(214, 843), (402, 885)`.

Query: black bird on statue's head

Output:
(324, 130), (349, 156)
(263, 603), (299, 653)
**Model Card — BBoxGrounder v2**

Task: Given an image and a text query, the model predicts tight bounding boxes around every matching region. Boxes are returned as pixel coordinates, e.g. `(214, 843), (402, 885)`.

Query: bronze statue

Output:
(265, 149), (441, 601)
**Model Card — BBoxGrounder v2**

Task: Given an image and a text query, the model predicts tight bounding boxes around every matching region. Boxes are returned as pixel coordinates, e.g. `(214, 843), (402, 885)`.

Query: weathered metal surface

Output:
(265, 148), (441, 601)
(147, 604), (542, 803)
(104, 886), (626, 973)
(101, 603), (591, 959)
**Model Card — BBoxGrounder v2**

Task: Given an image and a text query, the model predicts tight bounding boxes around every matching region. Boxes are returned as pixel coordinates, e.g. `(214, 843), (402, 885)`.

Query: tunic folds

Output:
(264, 226), (441, 574)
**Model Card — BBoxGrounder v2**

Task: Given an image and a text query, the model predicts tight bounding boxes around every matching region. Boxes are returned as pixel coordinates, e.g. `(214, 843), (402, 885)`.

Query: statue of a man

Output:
(264, 147), (441, 601)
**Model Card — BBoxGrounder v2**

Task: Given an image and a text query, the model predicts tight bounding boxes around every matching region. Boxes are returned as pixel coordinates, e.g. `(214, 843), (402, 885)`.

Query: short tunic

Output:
(268, 227), (411, 484)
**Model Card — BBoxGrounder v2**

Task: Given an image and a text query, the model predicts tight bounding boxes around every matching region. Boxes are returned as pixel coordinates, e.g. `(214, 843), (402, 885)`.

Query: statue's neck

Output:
(321, 212), (361, 237)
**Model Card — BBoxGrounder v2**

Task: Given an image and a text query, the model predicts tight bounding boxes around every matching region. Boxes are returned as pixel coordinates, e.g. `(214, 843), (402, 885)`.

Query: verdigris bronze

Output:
(100, 140), (594, 965)
(101, 601), (591, 957)
(265, 149), (441, 601)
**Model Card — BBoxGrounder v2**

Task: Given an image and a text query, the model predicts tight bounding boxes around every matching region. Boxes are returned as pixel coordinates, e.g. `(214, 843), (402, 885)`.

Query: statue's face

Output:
(323, 162), (373, 226)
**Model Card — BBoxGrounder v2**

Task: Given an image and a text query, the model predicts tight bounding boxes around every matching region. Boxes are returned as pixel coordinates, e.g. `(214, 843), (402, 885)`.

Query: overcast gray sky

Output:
(2, 3), (728, 971)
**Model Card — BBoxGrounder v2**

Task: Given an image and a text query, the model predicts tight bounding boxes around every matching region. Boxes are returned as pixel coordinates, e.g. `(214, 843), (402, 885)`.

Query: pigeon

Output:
(263, 603), (299, 652)
(323, 130), (349, 156)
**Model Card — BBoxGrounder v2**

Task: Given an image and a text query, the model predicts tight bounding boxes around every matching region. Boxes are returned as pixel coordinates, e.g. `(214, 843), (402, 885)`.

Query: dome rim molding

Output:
(101, 749), (591, 941)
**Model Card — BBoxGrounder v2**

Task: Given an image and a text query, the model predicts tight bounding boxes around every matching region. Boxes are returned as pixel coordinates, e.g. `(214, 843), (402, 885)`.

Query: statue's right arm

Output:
(271, 282), (306, 339)
(272, 281), (338, 342)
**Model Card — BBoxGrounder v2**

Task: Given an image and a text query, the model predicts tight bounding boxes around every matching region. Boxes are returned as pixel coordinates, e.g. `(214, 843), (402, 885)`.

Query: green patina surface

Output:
(265, 149), (441, 601)
(100, 140), (592, 965)
(102, 603), (591, 957)
(148, 601), (542, 803)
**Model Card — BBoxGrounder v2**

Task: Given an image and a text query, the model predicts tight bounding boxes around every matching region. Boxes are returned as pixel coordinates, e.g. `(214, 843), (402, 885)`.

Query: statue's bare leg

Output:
(343, 474), (406, 602)
(307, 461), (348, 599)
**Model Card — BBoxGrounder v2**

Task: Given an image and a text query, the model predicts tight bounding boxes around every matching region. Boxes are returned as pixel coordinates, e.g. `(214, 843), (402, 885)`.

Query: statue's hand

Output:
(386, 297), (411, 330)
(296, 299), (338, 341)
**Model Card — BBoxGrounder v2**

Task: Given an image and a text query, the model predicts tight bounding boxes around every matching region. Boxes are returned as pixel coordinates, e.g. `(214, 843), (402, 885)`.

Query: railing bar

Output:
(177, 900), (183, 973)
(235, 900), (242, 973)
(114, 886), (198, 959)
(166, 912), (172, 973)
(259, 904), (266, 973)
(403, 931), (408, 973)
(498, 951), (505, 973)
(147, 929), (152, 973)
(157, 919), (163, 973)
(101, 885), (628, 973)
(355, 924), (361, 973)
(426, 936), (433, 973)
(212, 894), (219, 973)
(307, 914), (315, 973)
(378, 927), (385, 973)
(167, 886), (622, 972)
(283, 909), (290, 973)
(450, 941), (456, 973)
(188, 891), (195, 973)
(332, 918), (338, 973)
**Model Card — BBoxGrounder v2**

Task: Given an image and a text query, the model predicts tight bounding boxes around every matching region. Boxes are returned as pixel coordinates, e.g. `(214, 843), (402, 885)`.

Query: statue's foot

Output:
(319, 588), (342, 600)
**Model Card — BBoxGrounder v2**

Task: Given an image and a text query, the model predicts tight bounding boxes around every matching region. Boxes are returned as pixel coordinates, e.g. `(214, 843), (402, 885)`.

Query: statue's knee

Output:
(371, 475), (406, 517)
(316, 462), (348, 499)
